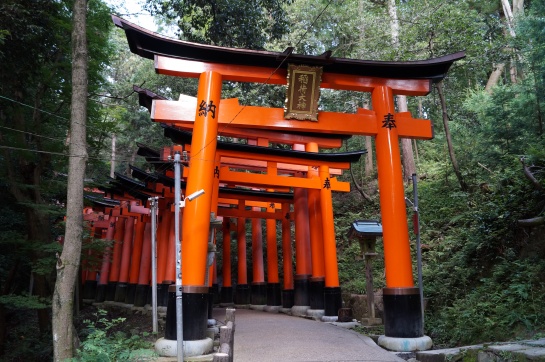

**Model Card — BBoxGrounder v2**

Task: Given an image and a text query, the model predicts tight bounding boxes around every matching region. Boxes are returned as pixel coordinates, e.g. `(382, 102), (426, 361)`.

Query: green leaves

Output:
(73, 310), (155, 362)
(145, 0), (292, 49)
(0, 294), (50, 310)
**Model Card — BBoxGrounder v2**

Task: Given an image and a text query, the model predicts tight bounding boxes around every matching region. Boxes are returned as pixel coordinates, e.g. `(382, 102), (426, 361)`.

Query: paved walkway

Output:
(214, 308), (404, 362)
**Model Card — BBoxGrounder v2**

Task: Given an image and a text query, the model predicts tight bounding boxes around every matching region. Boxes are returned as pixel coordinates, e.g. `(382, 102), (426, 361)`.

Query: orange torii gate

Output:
(135, 86), (357, 314)
(158, 128), (363, 313)
(114, 15), (464, 353)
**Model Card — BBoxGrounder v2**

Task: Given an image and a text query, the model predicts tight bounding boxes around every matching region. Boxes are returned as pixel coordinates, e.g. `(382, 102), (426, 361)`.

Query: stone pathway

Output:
(222, 308), (404, 362)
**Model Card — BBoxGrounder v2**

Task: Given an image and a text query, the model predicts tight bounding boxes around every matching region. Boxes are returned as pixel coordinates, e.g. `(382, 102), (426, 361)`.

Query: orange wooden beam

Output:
(153, 98), (377, 136)
(218, 198), (281, 210)
(220, 156), (343, 176)
(155, 56), (432, 96)
(172, 121), (344, 149)
(217, 207), (285, 220)
(219, 167), (350, 192)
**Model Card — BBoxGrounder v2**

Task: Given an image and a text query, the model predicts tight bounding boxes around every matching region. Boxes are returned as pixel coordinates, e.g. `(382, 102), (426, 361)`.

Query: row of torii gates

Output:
(81, 15), (463, 355)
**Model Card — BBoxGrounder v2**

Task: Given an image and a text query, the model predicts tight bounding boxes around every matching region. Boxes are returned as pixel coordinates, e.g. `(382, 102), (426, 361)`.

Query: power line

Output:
(0, 144), (140, 164)
(0, 125), (70, 143)
(0, 95), (69, 121)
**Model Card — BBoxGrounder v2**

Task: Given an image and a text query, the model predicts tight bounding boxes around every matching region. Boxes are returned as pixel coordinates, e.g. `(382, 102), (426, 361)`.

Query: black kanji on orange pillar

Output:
(198, 100), (217, 118)
(382, 113), (396, 130)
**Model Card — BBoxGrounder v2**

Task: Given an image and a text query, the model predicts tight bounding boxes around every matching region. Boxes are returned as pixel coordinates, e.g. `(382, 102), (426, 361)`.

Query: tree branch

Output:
(520, 157), (544, 192)
(517, 216), (545, 227)
(349, 165), (373, 203)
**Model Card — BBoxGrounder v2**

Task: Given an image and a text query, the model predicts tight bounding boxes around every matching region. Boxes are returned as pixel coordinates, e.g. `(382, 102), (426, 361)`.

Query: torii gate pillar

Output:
(177, 71), (222, 345)
(372, 86), (428, 344)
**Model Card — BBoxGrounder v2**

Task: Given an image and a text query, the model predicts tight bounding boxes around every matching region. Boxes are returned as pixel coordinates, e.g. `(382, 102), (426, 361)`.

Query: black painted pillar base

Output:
(134, 285), (149, 307)
(282, 289), (295, 308)
(220, 286), (233, 304)
(157, 283), (170, 307)
(294, 274), (310, 306)
(324, 287), (342, 316)
(83, 280), (97, 300)
(383, 287), (423, 338)
(114, 282), (128, 303)
(105, 282), (117, 301)
(95, 284), (106, 303)
(211, 283), (220, 305)
(125, 283), (136, 304)
(146, 285), (152, 305)
(235, 284), (250, 304)
(165, 285), (209, 341)
(309, 277), (325, 310)
(208, 291), (214, 319)
(267, 283), (282, 306)
(251, 282), (267, 305)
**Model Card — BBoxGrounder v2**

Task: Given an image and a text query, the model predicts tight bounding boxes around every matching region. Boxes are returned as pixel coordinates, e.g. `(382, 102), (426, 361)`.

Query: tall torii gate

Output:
(114, 14), (464, 352)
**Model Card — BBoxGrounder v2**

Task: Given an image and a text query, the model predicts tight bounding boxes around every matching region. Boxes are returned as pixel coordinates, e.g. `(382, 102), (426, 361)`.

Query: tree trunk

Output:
(513, 0), (524, 15)
(361, 103), (374, 177)
(365, 136), (374, 177)
(501, 0), (516, 37)
(387, 0), (399, 47)
(500, 0), (523, 84)
(436, 81), (468, 191)
(485, 63), (506, 93)
(387, 0), (416, 182)
(52, 0), (88, 360)
(0, 260), (20, 356)
(398, 95), (416, 181)
(110, 133), (116, 178)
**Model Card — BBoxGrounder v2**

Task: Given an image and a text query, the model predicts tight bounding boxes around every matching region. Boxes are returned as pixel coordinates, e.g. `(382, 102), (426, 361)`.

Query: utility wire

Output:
(0, 95), (69, 121)
(0, 144), (149, 164)
(0, 125), (70, 143)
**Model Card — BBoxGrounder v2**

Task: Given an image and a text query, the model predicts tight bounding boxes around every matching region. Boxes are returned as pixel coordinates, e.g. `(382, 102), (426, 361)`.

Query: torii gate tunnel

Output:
(111, 15), (464, 345)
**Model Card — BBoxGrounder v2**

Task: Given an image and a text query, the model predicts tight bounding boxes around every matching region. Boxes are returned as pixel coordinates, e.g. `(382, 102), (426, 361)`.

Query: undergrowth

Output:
(70, 309), (156, 362)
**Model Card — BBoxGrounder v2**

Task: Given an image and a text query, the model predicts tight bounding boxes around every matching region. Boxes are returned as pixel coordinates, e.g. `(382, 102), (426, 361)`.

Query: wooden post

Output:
(237, 218), (247, 285)
(128, 216), (146, 285)
(365, 253), (375, 319)
(372, 85), (414, 288)
(319, 165), (342, 317)
(266, 205), (279, 284)
(226, 308), (235, 362)
(97, 220), (116, 300)
(181, 70), (222, 287)
(222, 219), (232, 288)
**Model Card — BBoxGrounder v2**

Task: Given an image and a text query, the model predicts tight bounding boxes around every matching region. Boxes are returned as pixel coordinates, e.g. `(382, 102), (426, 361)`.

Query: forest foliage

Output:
(0, 0), (545, 359)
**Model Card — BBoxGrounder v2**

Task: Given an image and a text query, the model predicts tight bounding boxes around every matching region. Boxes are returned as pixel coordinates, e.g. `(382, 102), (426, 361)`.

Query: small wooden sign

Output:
(284, 64), (322, 121)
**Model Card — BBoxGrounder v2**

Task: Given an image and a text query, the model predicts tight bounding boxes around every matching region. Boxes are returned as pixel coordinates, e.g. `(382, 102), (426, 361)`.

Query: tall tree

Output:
(437, 80), (468, 191)
(0, 0), (111, 358)
(145, 0), (292, 49)
(387, 0), (416, 181)
(0, 1), (74, 344)
(52, 0), (88, 359)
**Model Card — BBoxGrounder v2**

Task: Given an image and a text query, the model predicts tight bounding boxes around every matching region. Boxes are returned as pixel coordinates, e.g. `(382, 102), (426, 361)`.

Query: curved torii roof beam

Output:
(113, 15), (464, 88)
(162, 125), (366, 165)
